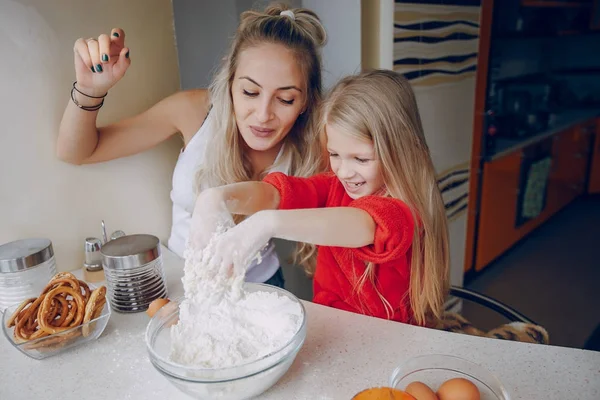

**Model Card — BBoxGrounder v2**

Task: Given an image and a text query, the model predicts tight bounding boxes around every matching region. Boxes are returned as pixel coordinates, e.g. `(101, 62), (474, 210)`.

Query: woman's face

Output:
(231, 43), (307, 154)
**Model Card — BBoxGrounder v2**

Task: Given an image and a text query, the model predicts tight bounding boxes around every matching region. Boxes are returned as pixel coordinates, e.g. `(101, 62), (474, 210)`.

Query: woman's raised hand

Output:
(72, 28), (131, 96)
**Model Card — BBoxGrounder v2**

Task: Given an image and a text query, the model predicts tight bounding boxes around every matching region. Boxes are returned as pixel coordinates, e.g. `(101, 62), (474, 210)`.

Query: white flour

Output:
(169, 227), (303, 368)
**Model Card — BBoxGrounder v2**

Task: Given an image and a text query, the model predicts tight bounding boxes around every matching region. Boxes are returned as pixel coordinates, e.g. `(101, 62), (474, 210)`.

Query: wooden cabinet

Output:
(475, 144), (554, 271)
(474, 120), (595, 272)
(588, 118), (600, 193)
(475, 151), (522, 271)
(547, 124), (593, 209)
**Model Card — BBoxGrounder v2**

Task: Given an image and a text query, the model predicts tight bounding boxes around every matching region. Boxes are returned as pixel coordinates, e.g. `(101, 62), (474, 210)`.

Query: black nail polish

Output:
(96, 64), (103, 73)
(112, 32), (120, 38)
(102, 54), (108, 62)
(125, 51), (130, 59)
(91, 66), (96, 73)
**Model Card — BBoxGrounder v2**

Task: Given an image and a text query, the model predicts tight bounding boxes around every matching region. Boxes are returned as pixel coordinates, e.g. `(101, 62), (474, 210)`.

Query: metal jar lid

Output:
(101, 234), (161, 270)
(0, 238), (54, 273)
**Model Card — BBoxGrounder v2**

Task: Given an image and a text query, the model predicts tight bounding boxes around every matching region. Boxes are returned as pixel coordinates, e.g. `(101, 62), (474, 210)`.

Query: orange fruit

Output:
(353, 387), (418, 400)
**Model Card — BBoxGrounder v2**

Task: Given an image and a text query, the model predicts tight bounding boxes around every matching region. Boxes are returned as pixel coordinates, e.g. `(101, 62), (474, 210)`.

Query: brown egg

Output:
(437, 378), (480, 400)
(405, 381), (439, 400)
(146, 297), (170, 318)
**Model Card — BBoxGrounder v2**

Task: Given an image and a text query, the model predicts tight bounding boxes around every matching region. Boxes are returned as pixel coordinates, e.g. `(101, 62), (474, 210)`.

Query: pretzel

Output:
(6, 272), (107, 349)
(38, 286), (85, 335)
(14, 295), (46, 342)
(50, 271), (78, 282)
(79, 280), (91, 303)
(50, 295), (69, 327)
(42, 273), (91, 303)
(46, 298), (60, 322)
(41, 277), (81, 297)
(6, 298), (36, 328)
(82, 287), (107, 337)
(61, 299), (78, 327)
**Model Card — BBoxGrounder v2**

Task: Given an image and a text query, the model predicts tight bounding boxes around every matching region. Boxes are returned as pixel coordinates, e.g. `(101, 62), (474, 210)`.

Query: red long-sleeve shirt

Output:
(263, 172), (416, 323)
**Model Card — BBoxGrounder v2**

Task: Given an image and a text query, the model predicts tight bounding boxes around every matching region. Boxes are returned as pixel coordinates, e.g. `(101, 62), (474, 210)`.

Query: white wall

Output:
(302, 0), (362, 89)
(0, 0), (181, 271)
(173, 0), (239, 89)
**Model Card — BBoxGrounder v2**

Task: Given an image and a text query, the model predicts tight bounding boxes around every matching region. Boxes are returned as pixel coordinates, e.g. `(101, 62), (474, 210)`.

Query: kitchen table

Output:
(1, 245), (598, 399)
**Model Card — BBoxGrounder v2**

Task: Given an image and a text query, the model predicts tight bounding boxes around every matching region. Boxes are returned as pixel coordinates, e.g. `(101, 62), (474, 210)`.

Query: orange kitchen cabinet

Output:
(565, 122), (594, 199)
(475, 122), (596, 272)
(544, 136), (563, 217)
(572, 121), (595, 190)
(475, 151), (523, 271)
(475, 135), (571, 271)
(548, 124), (593, 208)
(587, 118), (600, 193)
(547, 129), (579, 210)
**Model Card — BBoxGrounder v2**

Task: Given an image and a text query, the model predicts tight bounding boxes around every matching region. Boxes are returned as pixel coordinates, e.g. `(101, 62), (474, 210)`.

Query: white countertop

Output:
(1, 245), (598, 400)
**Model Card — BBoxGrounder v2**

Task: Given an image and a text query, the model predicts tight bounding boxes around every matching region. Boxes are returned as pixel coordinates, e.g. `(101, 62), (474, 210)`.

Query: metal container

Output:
(0, 238), (57, 312)
(100, 234), (167, 313)
(84, 237), (103, 271)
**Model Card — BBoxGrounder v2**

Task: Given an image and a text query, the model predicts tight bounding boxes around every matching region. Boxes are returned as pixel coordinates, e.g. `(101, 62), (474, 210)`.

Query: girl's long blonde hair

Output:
(321, 70), (450, 325)
(197, 3), (327, 271)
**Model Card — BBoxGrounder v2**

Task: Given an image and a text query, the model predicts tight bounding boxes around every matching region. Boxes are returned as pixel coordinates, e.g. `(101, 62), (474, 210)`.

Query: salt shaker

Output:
(83, 237), (105, 283)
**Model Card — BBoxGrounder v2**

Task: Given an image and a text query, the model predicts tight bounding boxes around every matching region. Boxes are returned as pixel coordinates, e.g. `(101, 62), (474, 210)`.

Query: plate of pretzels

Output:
(2, 272), (110, 359)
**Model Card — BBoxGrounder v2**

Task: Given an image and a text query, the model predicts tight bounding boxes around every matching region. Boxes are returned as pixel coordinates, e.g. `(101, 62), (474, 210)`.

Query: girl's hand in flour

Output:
(209, 211), (276, 275)
(190, 188), (235, 249)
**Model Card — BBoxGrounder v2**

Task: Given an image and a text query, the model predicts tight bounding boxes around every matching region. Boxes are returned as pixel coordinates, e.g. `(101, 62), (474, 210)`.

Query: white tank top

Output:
(167, 111), (290, 283)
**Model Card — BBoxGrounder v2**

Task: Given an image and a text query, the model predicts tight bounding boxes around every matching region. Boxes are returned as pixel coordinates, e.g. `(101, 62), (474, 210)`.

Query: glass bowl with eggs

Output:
(145, 283), (307, 400)
(388, 354), (511, 400)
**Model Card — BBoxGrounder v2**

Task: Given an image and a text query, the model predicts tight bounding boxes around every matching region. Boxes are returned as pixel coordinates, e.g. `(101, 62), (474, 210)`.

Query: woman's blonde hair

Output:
(197, 3), (327, 272)
(320, 69), (450, 325)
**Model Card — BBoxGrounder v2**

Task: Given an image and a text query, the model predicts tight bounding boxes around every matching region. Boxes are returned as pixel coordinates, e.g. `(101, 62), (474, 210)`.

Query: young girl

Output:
(191, 69), (449, 325)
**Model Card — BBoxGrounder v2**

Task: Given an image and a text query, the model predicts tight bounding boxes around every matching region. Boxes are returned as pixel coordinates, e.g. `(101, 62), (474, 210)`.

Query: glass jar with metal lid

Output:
(0, 238), (58, 312)
(101, 234), (168, 313)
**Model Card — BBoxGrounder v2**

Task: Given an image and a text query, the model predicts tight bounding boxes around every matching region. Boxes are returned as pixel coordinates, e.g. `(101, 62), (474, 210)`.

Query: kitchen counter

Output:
(1, 246), (599, 400)
(490, 108), (600, 161)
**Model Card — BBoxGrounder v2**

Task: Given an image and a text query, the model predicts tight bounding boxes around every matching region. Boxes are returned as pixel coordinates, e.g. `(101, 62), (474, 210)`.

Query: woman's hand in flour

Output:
(73, 28), (131, 96)
(189, 188), (235, 249)
(209, 211), (276, 275)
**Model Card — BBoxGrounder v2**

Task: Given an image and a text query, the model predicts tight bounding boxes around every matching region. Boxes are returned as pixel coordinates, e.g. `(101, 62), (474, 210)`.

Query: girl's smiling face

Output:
(326, 123), (385, 199)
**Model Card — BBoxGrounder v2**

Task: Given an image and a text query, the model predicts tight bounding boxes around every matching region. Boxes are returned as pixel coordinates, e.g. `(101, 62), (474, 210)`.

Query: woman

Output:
(57, 4), (327, 288)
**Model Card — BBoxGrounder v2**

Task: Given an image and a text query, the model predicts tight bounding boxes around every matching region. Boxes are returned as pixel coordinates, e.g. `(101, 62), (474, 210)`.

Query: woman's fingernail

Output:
(96, 64), (103, 73)
(102, 54), (109, 62)
(125, 51), (130, 59)
(112, 32), (120, 38)
(91, 66), (96, 73)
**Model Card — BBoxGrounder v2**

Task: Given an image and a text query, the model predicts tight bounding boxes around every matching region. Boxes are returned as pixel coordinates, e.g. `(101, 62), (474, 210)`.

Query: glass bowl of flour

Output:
(145, 282), (306, 400)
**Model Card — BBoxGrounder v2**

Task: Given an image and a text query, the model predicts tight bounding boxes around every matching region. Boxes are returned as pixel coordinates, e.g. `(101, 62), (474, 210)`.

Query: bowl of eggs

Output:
(388, 354), (510, 400)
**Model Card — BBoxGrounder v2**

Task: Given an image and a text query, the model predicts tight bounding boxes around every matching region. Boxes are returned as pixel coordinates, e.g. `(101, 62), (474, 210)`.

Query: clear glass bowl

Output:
(2, 296), (111, 360)
(145, 283), (307, 400)
(389, 354), (511, 400)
